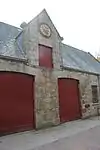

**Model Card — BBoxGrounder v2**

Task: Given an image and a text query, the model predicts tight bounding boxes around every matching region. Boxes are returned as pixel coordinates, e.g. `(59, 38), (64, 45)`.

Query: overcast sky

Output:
(0, 0), (100, 56)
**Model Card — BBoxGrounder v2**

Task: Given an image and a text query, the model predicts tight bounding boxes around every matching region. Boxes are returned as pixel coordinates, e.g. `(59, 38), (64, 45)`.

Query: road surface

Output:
(36, 125), (100, 150)
(0, 117), (100, 150)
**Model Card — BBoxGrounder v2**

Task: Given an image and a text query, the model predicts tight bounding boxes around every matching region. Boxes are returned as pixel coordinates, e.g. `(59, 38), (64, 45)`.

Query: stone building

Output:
(0, 9), (100, 134)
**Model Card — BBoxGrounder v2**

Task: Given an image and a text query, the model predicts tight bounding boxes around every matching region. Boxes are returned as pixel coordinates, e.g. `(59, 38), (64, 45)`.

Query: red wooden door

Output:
(58, 78), (81, 123)
(0, 72), (34, 134)
(39, 44), (53, 68)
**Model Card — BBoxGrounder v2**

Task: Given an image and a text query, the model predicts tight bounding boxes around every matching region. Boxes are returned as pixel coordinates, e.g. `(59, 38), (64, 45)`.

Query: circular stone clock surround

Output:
(40, 23), (52, 38)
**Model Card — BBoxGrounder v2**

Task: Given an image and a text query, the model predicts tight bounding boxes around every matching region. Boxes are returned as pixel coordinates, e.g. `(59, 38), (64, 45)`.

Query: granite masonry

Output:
(0, 9), (100, 129)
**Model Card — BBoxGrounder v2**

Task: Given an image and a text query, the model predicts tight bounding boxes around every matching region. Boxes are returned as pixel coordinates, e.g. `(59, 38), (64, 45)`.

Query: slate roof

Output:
(0, 22), (26, 61)
(0, 21), (100, 75)
(61, 43), (100, 75)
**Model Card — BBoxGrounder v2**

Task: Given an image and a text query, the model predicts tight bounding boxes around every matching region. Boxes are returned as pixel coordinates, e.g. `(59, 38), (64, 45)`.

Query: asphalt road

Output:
(1, 118), (100, 150)
(35, 125), (100, 150)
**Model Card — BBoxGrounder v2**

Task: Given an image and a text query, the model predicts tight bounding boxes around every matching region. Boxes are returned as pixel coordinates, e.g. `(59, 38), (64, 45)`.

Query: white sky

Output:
(0, 0), (100, 56)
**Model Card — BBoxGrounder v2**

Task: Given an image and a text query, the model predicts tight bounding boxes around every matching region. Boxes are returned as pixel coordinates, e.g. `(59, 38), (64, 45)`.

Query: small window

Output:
(39, 44), (53, 68)
(91, 85), (98, 103)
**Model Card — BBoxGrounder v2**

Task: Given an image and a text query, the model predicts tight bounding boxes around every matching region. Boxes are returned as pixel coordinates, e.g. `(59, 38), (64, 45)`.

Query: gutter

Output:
(61, 65), (100, 76)
(0, 55), (28, 63)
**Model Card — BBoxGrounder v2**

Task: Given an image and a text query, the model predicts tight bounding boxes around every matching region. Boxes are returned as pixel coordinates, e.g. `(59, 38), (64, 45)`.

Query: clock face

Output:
(40, 24), (51, 38)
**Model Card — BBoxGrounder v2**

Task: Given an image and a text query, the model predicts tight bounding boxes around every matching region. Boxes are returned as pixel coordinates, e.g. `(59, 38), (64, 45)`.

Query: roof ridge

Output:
(88, 52), (100, 64)
(27, 9), (45, 25)
(0, 22), (21, 30)
(27, 9), (63, 40)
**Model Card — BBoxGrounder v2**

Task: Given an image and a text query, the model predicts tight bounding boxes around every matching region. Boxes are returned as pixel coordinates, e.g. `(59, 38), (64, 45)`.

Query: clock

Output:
(40, 23), (51, 38)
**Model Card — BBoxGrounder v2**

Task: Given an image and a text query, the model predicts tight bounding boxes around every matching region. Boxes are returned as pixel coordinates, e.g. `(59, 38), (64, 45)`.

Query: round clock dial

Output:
(40, 24), (51, 38)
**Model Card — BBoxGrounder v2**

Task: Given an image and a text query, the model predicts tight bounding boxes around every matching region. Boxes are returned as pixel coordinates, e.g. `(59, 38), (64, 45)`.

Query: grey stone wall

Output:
(54, 69), (100, 118)
(35, 68), (60, 128)
(20, 10), (63, 128)
(0, 59), (60, 128)
(22, 10), (62, 70)
(0, 10), (100, 129)
(35, 68), (100, 128)
(0, 58), (99, 128)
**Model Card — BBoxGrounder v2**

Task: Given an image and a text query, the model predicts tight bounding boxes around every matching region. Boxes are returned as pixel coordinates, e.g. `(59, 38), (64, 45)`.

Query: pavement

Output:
(0, 117), (100, 150)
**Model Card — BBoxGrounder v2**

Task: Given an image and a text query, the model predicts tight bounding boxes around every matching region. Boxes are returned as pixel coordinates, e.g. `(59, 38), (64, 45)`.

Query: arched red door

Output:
(0, 72), (35, 134)
(58, 78), (81, 123)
